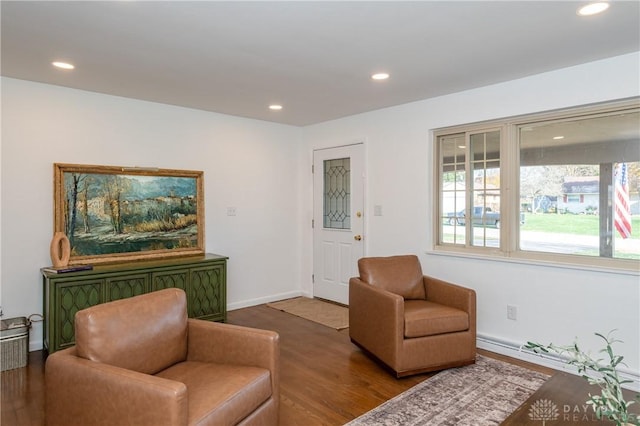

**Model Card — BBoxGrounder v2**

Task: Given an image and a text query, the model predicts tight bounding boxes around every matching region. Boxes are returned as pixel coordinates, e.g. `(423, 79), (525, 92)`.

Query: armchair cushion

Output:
(404, 300), (469, 338)
(358, 255), (426, 300)
(156, 361), (272, 426)
(74, 287), (188, 375)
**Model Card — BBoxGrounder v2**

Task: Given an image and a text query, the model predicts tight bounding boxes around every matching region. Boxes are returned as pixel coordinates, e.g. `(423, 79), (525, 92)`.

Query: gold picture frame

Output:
(54, 163), (204, 265)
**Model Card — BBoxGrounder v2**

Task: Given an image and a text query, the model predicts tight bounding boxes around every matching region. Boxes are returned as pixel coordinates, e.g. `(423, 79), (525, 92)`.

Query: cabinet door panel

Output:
(151, 269), (188, 292)
(106, 274), (149, 301)
(190, 265), (226, 320)
(57, 279), (103, 349)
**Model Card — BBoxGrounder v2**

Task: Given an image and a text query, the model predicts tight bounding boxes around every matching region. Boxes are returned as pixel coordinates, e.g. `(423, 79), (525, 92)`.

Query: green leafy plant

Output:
(526, 331), (639, 426)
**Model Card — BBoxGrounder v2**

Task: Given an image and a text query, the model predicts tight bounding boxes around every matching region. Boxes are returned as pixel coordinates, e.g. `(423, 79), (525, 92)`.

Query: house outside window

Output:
(434, 99), (639, 271)
(561, 179), (597, 212)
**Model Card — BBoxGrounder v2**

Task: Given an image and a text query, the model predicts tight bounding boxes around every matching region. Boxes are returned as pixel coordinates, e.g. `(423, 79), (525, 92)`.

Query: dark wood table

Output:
(502, 372), (639, 425)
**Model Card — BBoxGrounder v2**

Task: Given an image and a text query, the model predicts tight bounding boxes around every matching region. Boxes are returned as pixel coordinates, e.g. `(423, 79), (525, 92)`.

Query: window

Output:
(439, 129), (502, 249)
(435, 100), (639, 271)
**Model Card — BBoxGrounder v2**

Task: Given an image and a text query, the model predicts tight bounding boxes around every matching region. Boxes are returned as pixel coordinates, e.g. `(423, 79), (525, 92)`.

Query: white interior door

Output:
(313, 144), (364, 305)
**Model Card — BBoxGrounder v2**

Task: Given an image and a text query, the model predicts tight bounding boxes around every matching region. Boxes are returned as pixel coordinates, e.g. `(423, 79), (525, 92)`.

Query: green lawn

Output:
(522, 213), (639, 239)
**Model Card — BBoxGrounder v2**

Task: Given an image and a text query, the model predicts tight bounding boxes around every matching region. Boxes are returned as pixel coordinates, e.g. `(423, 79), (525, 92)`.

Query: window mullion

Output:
(503, 124), (516, 255)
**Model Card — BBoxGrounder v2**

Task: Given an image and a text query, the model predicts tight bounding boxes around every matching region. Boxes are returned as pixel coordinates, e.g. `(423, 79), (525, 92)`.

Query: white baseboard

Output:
(477, 333), (640, 392)
(227, 290), (311, 311)
(30, 339), (43, 352)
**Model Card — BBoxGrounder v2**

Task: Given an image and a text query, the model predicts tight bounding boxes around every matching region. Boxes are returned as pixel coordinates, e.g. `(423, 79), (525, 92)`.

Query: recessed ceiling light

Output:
(577, 2), (610, 16)
(371, 73), (390, 81)
(553, 136), (565, 140)
(52, 61), (75, 70)
(269, 104), (283, 111)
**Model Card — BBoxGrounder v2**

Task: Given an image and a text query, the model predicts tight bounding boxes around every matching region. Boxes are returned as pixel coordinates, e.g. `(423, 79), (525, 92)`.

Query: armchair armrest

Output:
(424, 276), (476, 333)
(186, 319), (278, 369)
(186, 319), (279, 405)
(349, 277), (404, 366)
(45, 348), (187, 426)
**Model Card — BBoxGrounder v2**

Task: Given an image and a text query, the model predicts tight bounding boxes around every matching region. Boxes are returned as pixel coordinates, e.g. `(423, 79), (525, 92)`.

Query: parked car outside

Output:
(446, 207), (525, 228)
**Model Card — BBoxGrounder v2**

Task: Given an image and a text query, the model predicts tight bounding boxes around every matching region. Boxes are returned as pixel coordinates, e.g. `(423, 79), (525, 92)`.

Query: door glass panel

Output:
(323, 158), (351, 229)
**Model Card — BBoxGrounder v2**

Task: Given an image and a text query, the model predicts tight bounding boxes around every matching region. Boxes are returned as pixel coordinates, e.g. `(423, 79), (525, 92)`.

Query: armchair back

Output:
(74, 288), (188, 375)
(358, 255), (426, 299)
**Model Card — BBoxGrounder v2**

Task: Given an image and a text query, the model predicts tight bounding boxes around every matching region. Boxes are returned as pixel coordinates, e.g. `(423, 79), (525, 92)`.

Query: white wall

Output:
(2, 52), (638, 381)
(1, 78), (305, 349)
(302, 52), (640, 377)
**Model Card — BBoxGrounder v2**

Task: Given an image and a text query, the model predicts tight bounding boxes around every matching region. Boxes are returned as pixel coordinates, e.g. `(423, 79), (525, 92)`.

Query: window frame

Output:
(432, 98), (640, 273)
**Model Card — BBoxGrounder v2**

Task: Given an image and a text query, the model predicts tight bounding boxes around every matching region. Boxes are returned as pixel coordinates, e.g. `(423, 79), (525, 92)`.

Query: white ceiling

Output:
(2, 1), (639, 126)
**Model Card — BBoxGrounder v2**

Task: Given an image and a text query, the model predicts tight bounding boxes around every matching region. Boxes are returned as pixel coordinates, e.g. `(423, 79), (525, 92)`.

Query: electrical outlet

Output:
(507, 305), (517, 321)
(226, 207), (237, 216)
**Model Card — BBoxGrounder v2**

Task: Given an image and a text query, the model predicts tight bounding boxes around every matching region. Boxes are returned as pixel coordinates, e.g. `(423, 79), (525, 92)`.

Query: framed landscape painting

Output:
(54, 163), (204, 265)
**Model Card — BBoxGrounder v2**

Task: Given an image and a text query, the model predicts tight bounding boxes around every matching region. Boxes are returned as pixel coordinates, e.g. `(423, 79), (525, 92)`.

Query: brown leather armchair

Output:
(349, 255), (476, 377)
(45, 288), (279, 426)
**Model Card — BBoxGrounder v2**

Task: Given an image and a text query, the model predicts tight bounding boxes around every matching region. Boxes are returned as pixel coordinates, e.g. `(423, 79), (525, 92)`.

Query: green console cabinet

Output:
(43, 253), (227, 353)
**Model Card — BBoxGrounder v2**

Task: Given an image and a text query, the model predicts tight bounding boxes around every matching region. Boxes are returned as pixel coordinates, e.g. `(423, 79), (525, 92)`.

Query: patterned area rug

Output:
(266, 297), (349, 330)
(345, 355), (549, 426)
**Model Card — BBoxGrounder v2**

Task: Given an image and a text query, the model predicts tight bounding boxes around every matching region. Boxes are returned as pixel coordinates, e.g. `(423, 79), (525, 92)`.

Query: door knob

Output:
(354, 235), (362, 241)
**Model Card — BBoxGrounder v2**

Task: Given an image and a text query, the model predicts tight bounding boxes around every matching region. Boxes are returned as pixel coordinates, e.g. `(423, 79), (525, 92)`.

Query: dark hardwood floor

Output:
(2, 303), (555, 426)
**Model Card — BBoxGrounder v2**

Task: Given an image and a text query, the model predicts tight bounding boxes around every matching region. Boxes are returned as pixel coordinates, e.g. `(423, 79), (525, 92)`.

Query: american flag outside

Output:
(614, 163), (632, 239)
